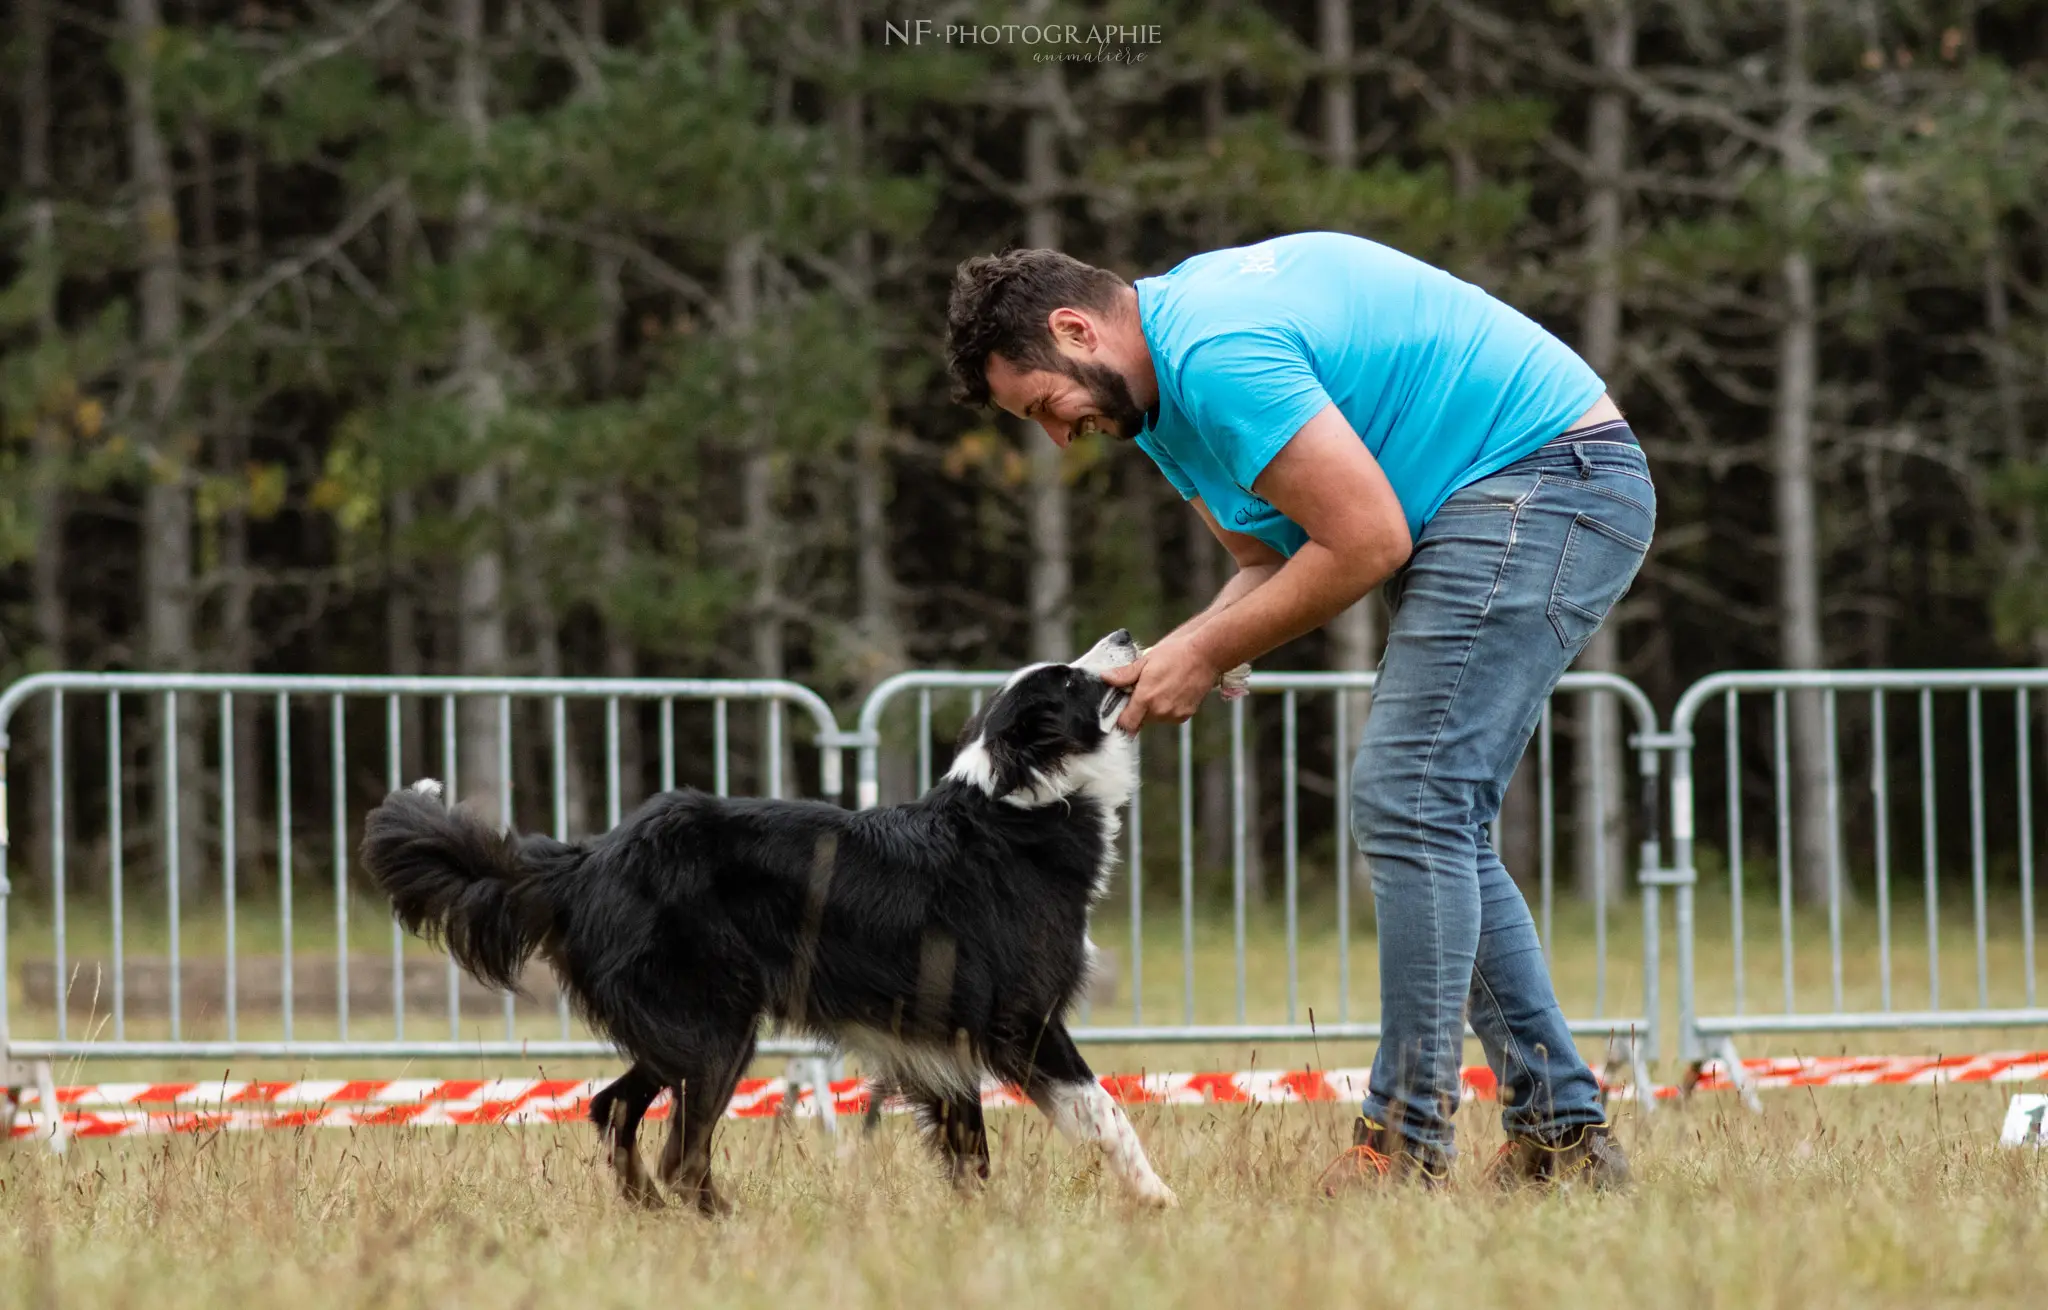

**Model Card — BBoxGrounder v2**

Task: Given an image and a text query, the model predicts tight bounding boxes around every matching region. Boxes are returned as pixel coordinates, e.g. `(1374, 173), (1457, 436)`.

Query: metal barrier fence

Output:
(0, 672), (848, 1087)
(13, 662), (2042, 1140)
(852, 669), (1666, 1087)
(1667, 670), (2048, 1082)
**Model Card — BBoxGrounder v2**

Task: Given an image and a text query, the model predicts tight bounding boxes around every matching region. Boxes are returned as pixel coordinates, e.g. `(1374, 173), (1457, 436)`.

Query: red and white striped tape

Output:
(1678, 1049), (2048, 1094)
(9, 1051), (2044, 1142)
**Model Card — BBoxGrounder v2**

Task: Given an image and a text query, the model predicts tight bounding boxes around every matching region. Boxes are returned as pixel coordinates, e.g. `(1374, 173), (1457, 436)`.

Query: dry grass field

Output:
(5, 894), (2045, 1309)
(3, 1085), (2044, 1310)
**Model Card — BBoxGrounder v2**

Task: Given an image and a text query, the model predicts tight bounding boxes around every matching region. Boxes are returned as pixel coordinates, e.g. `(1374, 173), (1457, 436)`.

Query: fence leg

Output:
(1684, 1038), (1762, 1114)
(4, 1061), (66, 1152)
(1717, 1038), (1763, 1114)
(812, 1055), (839, 1138)
(777, 1059), (800, 1125)
(1596, 1035), (1655, 1117)
(1608, 1033), (1656, 1117)
(31, 1060), (65, 1153)
(779, 1055), (842, 1138)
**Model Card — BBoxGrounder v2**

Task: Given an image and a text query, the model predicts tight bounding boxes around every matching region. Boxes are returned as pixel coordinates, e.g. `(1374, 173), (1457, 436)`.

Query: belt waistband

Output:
(1540, 418), (1637, 449)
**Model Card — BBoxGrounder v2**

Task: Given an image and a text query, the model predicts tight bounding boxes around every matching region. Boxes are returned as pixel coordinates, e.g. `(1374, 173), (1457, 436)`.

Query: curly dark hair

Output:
(945, 248), (1130, 407)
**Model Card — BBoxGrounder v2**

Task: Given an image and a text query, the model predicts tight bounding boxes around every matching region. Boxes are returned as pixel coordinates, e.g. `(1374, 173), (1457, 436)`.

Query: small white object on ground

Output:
(1999, 1094), (2046, 1147)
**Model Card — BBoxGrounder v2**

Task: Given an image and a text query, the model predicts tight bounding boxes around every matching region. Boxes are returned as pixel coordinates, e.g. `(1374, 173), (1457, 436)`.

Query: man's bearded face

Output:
(1055, 354), (1146, 440)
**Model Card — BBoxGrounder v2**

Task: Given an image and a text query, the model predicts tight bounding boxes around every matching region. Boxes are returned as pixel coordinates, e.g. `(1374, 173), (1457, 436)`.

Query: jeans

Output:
(1353, 421), (1655, 1164)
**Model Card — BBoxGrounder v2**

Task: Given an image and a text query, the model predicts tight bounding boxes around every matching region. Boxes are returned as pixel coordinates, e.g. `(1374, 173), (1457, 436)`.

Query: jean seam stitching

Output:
(1548, 518), (1586, 646)
(1568, 503), (1654, 553)
(1385, 480), (1529, 1145)
(1468, 952), (1533, 1128)
(1574, 480), (1657, 517)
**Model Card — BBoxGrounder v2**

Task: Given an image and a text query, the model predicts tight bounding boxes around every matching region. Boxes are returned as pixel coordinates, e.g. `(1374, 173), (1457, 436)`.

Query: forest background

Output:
(4, 0), (2046, 910)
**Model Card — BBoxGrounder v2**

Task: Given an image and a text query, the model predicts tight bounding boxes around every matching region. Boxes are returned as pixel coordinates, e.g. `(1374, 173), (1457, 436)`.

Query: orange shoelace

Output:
(1317, 1141), (1392, 1194)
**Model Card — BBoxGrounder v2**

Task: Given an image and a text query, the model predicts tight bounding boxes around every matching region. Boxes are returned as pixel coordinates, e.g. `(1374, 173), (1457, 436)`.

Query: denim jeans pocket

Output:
(1547, 510), (1651, 649)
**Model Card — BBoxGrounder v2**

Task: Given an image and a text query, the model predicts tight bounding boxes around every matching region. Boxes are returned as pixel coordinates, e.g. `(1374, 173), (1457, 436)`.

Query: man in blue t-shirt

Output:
(946, 232), (1653, 1192)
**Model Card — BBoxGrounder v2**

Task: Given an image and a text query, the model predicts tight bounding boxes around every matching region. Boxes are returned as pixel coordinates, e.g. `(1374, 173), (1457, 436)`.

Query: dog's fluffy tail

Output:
(360, 779), (580, 992)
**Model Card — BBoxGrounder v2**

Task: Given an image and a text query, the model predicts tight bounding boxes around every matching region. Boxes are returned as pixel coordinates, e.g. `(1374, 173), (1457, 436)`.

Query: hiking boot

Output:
(1317, 1116), (1451, 1195)
(1483, 1121), (1631, 1192)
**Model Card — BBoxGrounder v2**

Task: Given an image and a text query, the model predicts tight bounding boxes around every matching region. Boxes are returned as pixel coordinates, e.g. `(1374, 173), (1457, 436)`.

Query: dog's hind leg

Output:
(1012, 1023), (1177, 1209)
(654, 1079), (684, 1186)
(589, 1063), (666, 1209)
(657, 1030), (756, 1217)
(905, 1086), (991, 1194)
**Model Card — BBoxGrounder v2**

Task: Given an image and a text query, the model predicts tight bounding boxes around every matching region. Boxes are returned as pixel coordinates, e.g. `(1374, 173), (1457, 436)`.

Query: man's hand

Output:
(1100, 636), (1221, 733)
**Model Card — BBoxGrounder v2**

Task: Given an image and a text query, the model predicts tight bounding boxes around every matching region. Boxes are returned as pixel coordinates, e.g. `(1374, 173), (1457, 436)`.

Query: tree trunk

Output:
(1571, 0), (1636, 904)
(1983, 237), (2045, 663)
(24, 0), (62, 671)
(22, 0), (68, 885)
(1444, 14), (1480, 200)
(591, 251), (642, 805)
(838, 0), (913, 805)
(595, 486), (644, 805)
(384, 189), (428, 783)
(580, 0), (644, 805)
(125, 0), (205, 893)
(234, 148), (266, 852)
(452, 0), (508, 817)
(728, 234), (788, 793)
(1023, 51), (1072, 664)
(1320, 0), (1381, 775)
(521, 517), (590, 833)
(385, 483), (423, 776)
(710, 12), (791, 798)
(838, 0), (906, 688)
(190, 124), (264, 862)
(1318, 0), (1355, 169)
(1775, 0), (1834, 906)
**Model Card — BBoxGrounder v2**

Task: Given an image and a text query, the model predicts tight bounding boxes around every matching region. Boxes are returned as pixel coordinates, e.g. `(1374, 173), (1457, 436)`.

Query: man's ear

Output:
(1047, 306), (1094, 350)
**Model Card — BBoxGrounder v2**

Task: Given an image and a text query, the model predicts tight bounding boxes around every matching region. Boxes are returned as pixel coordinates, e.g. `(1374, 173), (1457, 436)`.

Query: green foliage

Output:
(1987, 458), (2048, 657)
(1419, 95), (1557, 165)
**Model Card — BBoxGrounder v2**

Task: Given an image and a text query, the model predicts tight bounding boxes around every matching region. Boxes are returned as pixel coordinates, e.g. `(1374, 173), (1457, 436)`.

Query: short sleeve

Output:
(1179, 327), (1335, 493)
(1134, 430), (1200, 502)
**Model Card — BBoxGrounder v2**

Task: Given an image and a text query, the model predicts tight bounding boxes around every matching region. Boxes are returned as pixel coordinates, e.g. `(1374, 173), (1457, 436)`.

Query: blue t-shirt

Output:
(1133, 231), (1606, 555)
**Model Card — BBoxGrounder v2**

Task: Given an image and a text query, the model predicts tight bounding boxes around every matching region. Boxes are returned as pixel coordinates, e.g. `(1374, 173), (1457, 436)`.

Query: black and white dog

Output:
(359, 630), (1175, 1213)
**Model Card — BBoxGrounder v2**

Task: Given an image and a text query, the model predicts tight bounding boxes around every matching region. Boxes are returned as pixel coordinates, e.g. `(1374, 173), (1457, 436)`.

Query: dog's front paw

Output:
(695, 1185), (734, 1219)
(1132, 1179), (1179, 1209)
(618, 1170), (666, 1211)
(611, 1142), (666, 1210)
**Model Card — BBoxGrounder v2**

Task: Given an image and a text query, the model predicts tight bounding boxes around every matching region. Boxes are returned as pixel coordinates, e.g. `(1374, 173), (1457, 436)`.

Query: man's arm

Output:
(1183, 403), (1411, 672)
(1157, 499), (1284, 643)
(1105, 404), (1411, 729)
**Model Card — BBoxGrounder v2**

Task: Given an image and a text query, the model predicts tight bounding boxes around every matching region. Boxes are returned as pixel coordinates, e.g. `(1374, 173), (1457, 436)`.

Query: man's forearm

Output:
(1185, 541), (1394, 674)
(1162, 563), (1280, 644)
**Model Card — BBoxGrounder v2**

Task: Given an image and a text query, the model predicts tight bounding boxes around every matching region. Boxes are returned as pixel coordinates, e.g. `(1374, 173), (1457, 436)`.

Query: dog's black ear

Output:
(975, 687), (1073, 794)
(980, 737), (1038, 797)
(954, 698), (992, 752)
